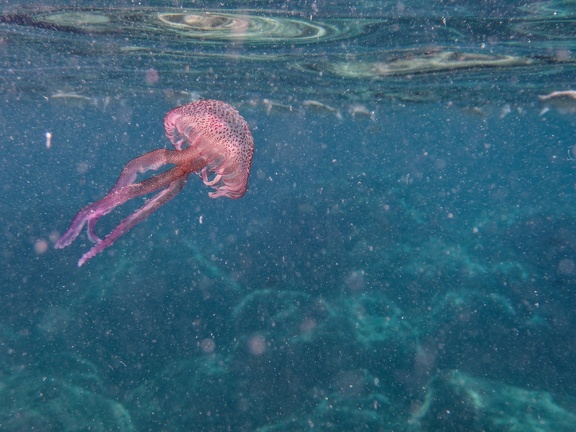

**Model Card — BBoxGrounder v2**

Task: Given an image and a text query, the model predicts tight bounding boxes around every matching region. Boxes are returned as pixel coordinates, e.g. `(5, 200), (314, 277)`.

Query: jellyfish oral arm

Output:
(77, 171), (191, 267)
(109, 147), (201, 193)
(55, 147), (206, 266)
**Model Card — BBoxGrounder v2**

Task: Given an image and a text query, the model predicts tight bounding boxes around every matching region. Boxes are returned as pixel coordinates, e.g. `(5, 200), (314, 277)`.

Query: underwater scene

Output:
(1, 0), (576, 430)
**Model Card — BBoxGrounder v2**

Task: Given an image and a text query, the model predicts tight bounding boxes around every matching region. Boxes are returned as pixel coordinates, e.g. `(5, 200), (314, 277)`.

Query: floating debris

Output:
(539, 90), (576, 115)
(499, 103), (512, 119)
(460, 106), (487, 119)
(349, 104), (376, 121)
(302, 99), (337, 113)
(262, 99), (298, 115)
(297, 49), (534, 79)
(50, 91), (93, 104)
(41, 11), (111, 32)
(302, 100), (342, 119)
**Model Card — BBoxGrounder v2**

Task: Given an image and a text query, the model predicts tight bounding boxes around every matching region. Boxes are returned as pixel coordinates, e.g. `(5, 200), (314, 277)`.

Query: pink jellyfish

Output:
(55, 100), (254, 267)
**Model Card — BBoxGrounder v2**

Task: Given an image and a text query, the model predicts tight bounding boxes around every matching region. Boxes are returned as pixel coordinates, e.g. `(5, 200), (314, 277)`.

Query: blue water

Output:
(2, 1), (576, 431)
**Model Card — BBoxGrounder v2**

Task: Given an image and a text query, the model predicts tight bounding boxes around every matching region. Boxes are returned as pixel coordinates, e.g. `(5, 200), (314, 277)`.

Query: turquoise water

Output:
(1, 1), (576, 431)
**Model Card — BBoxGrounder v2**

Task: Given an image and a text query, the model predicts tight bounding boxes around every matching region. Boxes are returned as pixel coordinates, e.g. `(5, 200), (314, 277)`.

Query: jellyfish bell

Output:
(164, 100), (254, 199)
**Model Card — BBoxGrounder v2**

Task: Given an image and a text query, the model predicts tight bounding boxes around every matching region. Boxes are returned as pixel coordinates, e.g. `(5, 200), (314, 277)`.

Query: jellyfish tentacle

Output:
(87, 219), (102, 244)
(200, 170), (223, 187)
(81, 147), (206, 246)
(55, 159), (206, 250)
(108, 147), (202, 193)
(55, 149), (182, 249)
(78, 173), (191, 267)
(54, 207), (92, 249)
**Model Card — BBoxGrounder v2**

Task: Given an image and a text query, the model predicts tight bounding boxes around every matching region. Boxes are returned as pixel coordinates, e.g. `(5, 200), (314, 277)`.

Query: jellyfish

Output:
(55, 100), (254, 267)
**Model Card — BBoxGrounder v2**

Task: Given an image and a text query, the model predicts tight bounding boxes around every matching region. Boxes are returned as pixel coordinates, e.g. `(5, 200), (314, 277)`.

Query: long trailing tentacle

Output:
(78, 173), (191, 266)
(55, 147), (205, 250)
